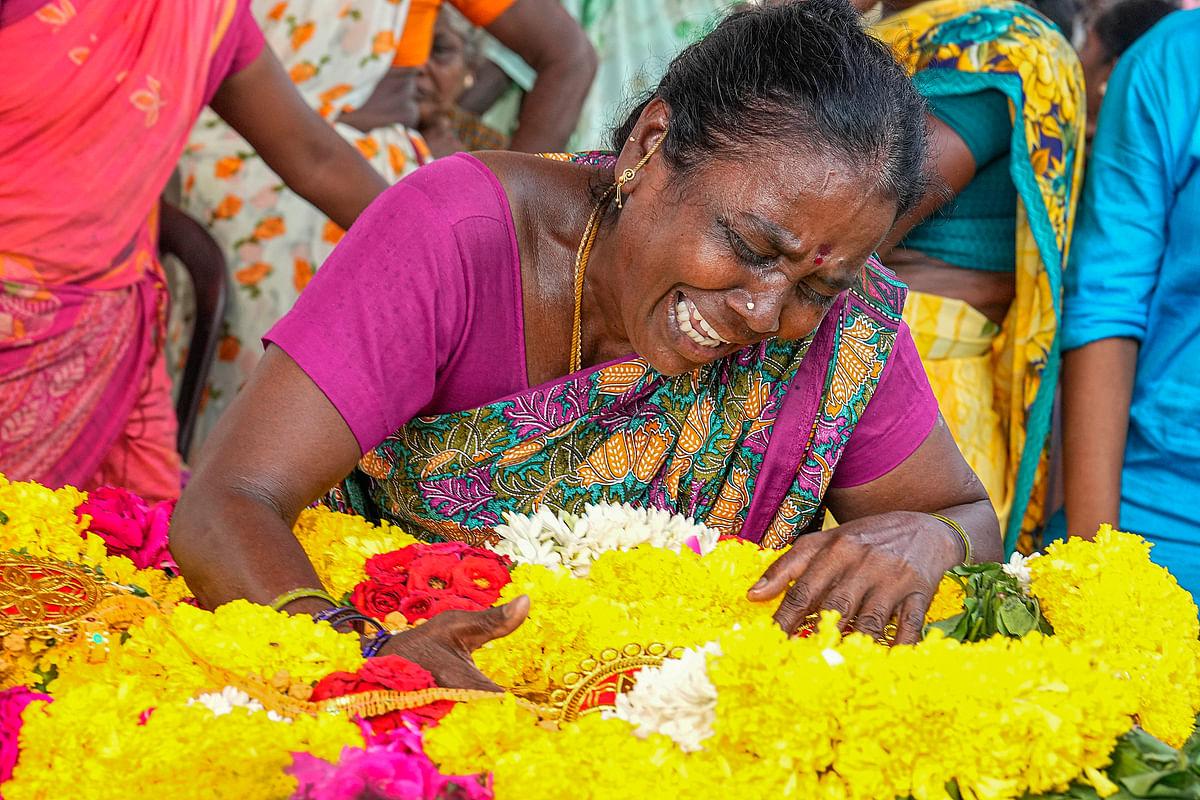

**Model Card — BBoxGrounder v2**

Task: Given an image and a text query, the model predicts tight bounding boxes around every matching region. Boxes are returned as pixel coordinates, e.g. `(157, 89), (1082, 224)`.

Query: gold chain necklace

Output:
(568, 185), (615, 374)
(568, 133), (665, 373)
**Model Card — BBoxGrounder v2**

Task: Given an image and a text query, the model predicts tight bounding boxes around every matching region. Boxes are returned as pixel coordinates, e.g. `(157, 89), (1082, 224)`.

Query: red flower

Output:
(450, 555), (511, 606)
(75, 488), (176, 570)
(407, 554), (460, 595)
(310, 655), (452, 731)
(364, 548), (420, 586)
(351, 579), (408, 619)
(398, 591), (437, 623)
(427, 595), (484, 616)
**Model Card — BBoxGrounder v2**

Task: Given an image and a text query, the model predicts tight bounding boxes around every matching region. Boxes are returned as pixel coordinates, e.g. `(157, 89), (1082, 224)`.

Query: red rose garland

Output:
(351, 544), (512, 624)
(310, 655), (454, 732)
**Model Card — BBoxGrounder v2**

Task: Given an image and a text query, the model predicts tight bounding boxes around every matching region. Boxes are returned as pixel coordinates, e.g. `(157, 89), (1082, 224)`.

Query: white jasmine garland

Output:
(1003, 551), (1039, 596)
(188, 686), (290, 722)
(613, 643), (720, 753)
(493, 502), (720, 577)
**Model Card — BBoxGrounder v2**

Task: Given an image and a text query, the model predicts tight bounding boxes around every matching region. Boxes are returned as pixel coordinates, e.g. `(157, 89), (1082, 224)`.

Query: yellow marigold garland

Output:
(1030, 526), (1200, 747)
(474, 540), (778, 696)
(7, 681), (360, 800)
(292, 506), (422, 598)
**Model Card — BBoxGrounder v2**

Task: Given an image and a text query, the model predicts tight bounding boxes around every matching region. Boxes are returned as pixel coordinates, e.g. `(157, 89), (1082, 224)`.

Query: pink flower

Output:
(1, 687), (51, 784)
(287, 719), (492, 800)
(75, 488), (176, 570)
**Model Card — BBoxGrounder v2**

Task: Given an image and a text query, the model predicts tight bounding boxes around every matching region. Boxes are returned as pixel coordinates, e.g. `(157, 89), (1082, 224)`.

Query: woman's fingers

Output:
(746, 522), (938, 643)
(383, 596), (531, 691)
(891, 592), (933, 646)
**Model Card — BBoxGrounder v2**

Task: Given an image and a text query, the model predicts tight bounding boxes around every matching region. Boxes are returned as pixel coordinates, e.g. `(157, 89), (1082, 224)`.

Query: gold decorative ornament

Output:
(0, 554), (105, 636)
(547, 642), (682, 722)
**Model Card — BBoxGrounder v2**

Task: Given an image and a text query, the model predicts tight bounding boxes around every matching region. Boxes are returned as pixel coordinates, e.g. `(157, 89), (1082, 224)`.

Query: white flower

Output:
(1002, 551), (1040, 596)
(613, 643), (720, 752)
(188, 686), (289, 722)
(493, 503), (720, 577)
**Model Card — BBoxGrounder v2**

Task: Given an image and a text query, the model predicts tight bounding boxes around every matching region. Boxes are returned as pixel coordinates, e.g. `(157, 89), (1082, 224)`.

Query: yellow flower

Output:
(1030, 526), (1200, 747)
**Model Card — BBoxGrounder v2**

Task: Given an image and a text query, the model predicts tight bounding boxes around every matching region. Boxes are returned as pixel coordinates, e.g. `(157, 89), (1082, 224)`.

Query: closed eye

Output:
(721, 220), (776, 270)
(799, 282), (838, 309)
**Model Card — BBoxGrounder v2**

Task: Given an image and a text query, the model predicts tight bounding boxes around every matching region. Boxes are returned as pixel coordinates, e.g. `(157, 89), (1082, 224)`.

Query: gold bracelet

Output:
(928, 513), (971, 566)
(269, 588), (338, 612)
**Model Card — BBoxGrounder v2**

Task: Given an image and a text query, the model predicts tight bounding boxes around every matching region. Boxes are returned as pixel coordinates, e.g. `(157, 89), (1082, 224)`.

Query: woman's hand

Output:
(747, 415), (1003, 645)
(747, 512), (961, 645)
(379, 596), (530, 691)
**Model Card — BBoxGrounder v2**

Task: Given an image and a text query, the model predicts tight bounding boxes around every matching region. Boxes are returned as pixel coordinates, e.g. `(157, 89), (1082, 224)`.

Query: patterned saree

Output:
(0, 0), (246, 495)
(873, 0), (1085, 552)
(331, 261), (910, 551)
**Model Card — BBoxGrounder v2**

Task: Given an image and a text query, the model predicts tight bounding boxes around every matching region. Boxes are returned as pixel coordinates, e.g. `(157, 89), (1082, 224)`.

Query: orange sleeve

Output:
(392, 0), (441, 67)
(448, 0), (518, 27)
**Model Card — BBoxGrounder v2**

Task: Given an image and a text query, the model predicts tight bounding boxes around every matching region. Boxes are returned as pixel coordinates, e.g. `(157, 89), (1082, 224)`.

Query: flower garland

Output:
(349, 544), (512, 627)
(1029, 526), (1200, 748)
(472, 539), (778, 698)
(0, 477), (495, 800)
(4, 477), (1200, 800)
(492, 502), (720, 576)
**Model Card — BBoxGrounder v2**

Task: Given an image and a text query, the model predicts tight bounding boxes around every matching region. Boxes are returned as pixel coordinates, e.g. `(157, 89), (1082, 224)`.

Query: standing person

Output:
(460, 0), (740, 150)
(1058, 11), (1200, 595)
(1075, 0), (1176, 151)
(0, 0), (388, 500)
(176, 0), (594, 454)
(868, 0), (1086, 553)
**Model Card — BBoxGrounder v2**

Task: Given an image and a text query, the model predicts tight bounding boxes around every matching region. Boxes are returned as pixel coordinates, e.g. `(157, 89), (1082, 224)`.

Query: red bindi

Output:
(813, 244), (832, 266)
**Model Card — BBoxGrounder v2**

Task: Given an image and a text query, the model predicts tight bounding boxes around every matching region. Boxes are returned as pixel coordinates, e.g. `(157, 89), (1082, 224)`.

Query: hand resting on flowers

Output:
(377, 596), (530, 691)
(748, 416), (1002, 645)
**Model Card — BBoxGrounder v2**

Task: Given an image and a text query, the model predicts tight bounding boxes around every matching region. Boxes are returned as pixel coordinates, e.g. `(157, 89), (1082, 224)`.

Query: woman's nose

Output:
(730, 289), (783, 335)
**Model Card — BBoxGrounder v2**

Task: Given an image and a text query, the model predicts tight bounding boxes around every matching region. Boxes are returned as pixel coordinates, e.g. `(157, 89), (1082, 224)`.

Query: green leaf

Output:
(999, 594), (1037, 636)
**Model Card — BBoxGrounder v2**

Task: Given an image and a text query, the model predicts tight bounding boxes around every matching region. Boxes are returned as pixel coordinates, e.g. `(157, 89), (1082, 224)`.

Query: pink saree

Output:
(0, 0), (247, 498)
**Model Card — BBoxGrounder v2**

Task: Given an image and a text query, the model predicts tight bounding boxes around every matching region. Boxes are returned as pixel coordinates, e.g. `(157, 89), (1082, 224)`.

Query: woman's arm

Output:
(747, 415), (1001, 645)
(209, 46), (389, 230)
(170, 345), (527, 688)
(170, 345), (366, 612)
(876, 114), (975, 258)
(1060, 339), (1137, 539)
(482, 0), (596, 152)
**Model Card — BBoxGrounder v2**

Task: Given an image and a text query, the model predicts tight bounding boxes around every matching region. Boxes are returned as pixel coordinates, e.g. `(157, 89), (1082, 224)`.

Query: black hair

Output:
(611, 0), (930, 218)
(1094, 0), (1176, 60)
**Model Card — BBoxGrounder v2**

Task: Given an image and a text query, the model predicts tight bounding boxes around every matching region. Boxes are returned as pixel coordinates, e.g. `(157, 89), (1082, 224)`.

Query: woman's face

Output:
(416, 13), (472, 125)
(606, 138), (899, 376)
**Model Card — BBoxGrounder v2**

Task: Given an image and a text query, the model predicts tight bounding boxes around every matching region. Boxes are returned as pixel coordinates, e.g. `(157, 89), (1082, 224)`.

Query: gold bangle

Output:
(270, 588), (338, 612)
(928, 513), (971, 566)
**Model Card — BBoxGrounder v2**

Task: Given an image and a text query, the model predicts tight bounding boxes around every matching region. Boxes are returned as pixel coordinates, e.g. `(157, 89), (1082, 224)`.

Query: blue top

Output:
(1060, 9), (1200, 595)
(900, 89), (1017, 272)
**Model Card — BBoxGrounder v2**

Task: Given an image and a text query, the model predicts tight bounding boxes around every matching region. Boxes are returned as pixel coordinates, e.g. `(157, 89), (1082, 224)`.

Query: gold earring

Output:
(615, 130), (667, 209)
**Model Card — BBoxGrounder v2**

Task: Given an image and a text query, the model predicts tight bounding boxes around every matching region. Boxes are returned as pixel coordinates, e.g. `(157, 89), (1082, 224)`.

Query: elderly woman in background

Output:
(170, 0), (1003, 686)
(175, 0), (595, 457)
(0, 0), (388, 500)
(417, 5), (511, 156)
(865, 0), (1085, 553)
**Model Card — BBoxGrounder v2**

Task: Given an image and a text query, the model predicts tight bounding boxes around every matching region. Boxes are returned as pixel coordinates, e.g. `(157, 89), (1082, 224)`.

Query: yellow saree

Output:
(873, 0), (1085, 551)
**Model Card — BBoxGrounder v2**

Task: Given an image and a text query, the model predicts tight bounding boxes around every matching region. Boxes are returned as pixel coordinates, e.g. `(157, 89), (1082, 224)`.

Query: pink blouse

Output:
(266, 153), (939, 490)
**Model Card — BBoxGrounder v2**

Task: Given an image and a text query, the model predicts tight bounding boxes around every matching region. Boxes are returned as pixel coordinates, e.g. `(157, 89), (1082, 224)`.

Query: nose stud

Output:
(746, 301), (755, 310)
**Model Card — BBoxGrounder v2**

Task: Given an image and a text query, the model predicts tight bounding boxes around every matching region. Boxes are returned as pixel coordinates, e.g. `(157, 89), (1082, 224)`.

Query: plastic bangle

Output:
(270, 588), (338, 612)
(313, 606), (386, 635)
(362, 631), (393, 658)
(928, 513), (971, 566)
